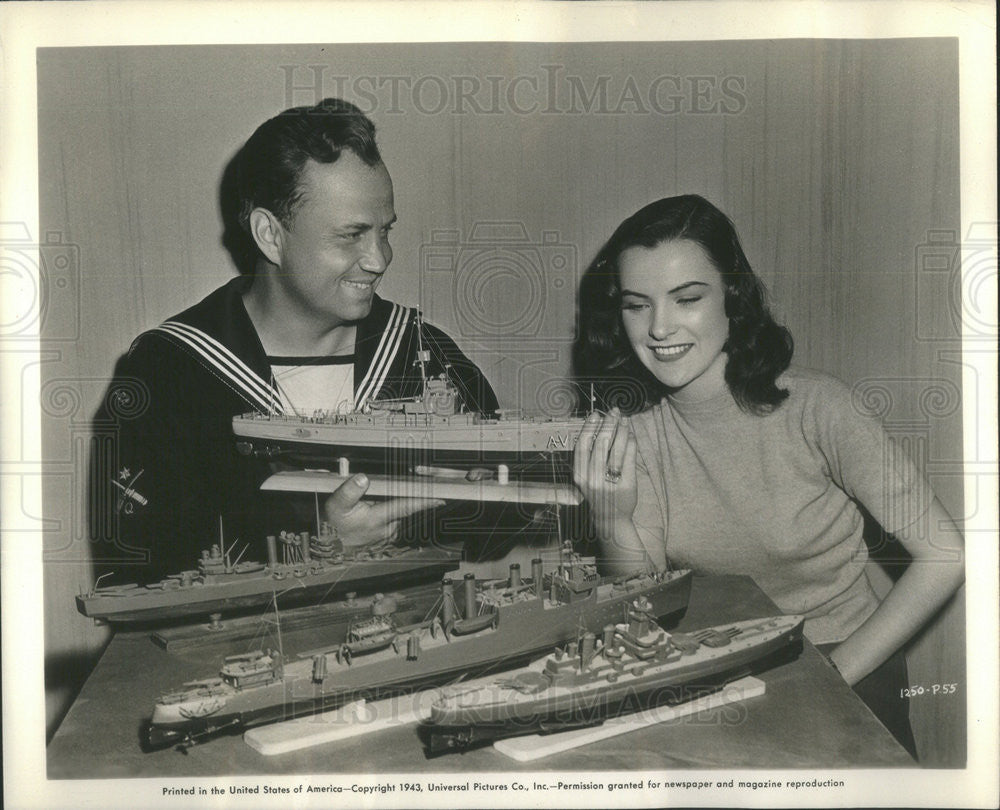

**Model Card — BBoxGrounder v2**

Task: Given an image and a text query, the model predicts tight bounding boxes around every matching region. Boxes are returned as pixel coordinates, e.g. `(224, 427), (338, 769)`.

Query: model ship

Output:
(423, 610), (805, 754)
(150, 584), (446, 653)
(233, 380), (586, 476)
(232, 317), (588, 478)
(76, 523), (461, 624)
(144, 549), (693, 750)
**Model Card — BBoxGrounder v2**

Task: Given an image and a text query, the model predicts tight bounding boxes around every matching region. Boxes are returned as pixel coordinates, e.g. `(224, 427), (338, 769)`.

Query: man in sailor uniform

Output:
(93, 98), (497, 584)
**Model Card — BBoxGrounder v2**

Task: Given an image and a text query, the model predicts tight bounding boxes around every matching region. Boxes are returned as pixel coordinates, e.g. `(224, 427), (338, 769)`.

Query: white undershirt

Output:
(269, 355), (355, 417)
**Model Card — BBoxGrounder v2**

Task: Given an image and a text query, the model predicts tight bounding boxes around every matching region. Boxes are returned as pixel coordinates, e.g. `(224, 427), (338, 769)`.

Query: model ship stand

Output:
(243, 672), (765, 758)
(490, 676), (766, 762)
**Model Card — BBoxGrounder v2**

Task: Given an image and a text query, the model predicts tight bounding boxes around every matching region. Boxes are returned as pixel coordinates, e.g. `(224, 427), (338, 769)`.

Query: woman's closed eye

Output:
(621, 299), (649, 312)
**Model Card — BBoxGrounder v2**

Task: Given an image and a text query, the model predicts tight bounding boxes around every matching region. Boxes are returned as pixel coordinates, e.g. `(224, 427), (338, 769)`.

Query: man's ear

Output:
(248, 208), (286, 266)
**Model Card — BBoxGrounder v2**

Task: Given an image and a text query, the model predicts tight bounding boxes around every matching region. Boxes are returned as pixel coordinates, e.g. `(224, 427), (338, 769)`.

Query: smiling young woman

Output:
(617, 238), (730, 404)
(572, 195), (964, 759)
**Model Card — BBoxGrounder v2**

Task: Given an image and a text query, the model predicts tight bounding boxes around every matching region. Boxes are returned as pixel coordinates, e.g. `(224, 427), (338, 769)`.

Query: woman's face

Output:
(618, 238), (730, 403)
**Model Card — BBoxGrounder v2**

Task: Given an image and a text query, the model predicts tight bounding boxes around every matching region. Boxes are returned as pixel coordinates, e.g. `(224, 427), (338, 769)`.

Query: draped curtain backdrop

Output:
(37, 40), (964, 764)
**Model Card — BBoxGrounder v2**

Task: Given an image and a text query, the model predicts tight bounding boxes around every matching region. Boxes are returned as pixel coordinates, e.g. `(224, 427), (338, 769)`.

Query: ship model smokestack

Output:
(299, 532), (311, 564)
(464, 573), (477, 620)
(508, 563), (521, 590)
(265, 535), (278, 568)
(531, 558), (543, 597)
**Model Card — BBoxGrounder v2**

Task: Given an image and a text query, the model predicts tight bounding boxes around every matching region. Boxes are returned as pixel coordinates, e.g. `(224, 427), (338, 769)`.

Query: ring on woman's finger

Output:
(604, 467), (622, 484)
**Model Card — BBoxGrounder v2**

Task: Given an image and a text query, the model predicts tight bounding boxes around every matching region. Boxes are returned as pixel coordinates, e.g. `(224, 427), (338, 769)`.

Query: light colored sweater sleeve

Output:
(803, 374), (933, 536)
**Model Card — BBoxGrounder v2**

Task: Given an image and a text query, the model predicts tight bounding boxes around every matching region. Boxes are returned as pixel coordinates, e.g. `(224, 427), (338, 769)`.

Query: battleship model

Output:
(424, 610), (805, 754)
(76, 523), (461, 624)
(144, 550), (693, 750)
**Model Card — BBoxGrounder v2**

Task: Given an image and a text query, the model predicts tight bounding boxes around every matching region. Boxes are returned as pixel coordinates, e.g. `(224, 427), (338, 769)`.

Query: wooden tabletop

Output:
(47, 574), (914, 776)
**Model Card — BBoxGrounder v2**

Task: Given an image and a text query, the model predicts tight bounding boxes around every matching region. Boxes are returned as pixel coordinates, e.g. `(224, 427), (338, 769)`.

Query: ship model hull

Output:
(145, 565), (693, 750)
(233, 349), (589, 478)
(423, 614), (804, 754)
(233, 412), (586, 479)
(77, 546), (461, 624)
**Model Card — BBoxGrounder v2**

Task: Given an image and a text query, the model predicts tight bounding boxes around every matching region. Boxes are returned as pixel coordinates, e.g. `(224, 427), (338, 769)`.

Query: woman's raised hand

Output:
(572, 408), (638, 541)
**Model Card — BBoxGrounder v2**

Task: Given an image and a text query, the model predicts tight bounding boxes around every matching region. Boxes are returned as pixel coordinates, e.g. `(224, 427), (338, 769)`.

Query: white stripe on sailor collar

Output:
(153, 321), (282, 414)
(354, 303), (411, 406)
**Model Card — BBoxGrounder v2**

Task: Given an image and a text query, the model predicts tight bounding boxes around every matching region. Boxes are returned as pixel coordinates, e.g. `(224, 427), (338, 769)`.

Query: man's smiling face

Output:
(271, 152), (396, 327)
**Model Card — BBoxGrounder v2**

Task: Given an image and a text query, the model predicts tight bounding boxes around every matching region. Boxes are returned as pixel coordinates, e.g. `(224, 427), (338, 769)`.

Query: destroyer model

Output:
(424, 609), (805, 753)
(77, 524), (460, 624)
(144, 551), (693, 750)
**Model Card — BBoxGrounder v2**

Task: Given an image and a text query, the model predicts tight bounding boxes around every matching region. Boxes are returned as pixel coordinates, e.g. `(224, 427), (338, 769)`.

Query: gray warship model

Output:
(145, 550), (693, 750)
(423, 609), (805, 754)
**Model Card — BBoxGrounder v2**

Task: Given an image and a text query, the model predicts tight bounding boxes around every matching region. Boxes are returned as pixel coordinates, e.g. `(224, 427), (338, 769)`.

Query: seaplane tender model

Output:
(233, 315), (590, 480)
(232, 384), (587, 480)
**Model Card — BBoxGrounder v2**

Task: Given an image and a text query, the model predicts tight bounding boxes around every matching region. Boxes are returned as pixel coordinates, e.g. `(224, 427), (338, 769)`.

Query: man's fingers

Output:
(324, 473), (372, 516)
(342, 523), (398, 551)
(370, 497), (446, 524)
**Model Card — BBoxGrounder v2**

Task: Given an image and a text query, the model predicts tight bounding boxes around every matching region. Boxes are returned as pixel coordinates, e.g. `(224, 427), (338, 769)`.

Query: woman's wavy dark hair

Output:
(573, 194), (793, 415)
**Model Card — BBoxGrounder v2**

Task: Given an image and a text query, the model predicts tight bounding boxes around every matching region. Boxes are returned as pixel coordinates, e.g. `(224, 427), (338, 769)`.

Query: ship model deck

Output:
(77, 525), (461, 624)
(233, 371), (587, 478)
(144, 554), (693, 750)
(233, 407), (586, 475)
(424, 610), (805, 754)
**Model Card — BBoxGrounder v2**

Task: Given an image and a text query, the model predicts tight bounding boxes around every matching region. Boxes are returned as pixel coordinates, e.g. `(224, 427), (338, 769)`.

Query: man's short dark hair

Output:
(234, 97), (382, 237)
